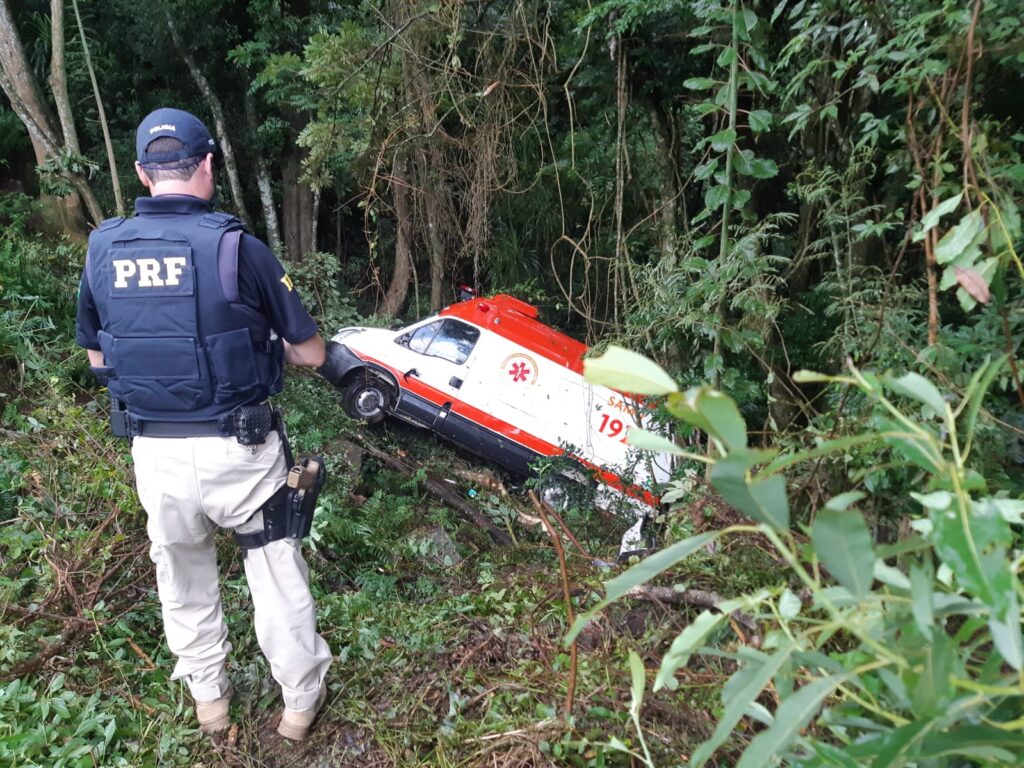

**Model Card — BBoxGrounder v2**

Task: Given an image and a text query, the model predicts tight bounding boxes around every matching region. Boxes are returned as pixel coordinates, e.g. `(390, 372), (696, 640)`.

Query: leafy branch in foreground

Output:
(573, 345), (1024, 767)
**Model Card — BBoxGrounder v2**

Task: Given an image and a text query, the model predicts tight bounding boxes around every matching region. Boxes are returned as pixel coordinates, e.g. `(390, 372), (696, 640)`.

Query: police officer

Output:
(75, 108), (332, 740)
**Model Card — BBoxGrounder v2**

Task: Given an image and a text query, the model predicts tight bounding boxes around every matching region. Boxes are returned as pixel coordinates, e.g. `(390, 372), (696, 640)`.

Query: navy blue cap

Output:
(136, 108), (217, 166)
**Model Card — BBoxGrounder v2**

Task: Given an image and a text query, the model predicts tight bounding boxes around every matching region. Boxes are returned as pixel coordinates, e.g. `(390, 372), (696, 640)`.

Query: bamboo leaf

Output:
(583, 345), (679, 395)
(712, 451), (789, 530)
(884, 372), (946, 416)
(934, 209), (984, 263)
(654, 610), (729, 691)
(811, 508), (875, 600)
(913, 193), (962, 242)
(734, 675), (845, 768)
(565, 531), (724, 643)
(627, 427), (687, 455)
(691, 643), (796, 768)
(909, 565), (934, 641)
(628, 650), (646, 720)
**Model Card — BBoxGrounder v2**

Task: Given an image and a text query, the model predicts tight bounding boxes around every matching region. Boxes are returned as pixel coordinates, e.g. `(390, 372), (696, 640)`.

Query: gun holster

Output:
(234, 455), (327, 551)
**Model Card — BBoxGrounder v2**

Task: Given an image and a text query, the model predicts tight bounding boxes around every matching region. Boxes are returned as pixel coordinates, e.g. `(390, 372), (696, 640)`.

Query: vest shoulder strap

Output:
(217, 229), (244, 303)
(96, 216), (125, 232)
(199, 211), (243, 230)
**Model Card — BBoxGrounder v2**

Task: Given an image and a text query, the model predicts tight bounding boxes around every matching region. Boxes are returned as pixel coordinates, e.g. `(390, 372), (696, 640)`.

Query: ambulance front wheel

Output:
(342, 377), (393, 424)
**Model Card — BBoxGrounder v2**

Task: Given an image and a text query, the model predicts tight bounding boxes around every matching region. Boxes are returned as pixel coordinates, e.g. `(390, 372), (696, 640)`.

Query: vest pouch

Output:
(206, 328), (261, 403)
(102, 334), (212, 412)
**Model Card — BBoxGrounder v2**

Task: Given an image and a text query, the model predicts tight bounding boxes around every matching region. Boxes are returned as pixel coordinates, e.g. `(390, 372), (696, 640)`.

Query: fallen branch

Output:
(357, 439), (512, 545)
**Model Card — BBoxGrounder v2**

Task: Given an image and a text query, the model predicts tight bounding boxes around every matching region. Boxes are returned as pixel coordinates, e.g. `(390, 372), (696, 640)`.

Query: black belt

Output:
(124, 402), (279, 441)
(132, 418), (234, 438)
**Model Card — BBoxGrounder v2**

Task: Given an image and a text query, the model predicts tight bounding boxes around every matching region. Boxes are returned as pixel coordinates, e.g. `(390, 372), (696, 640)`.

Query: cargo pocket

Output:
(103, 333), (211, 412)
(206, 328), (259, 403)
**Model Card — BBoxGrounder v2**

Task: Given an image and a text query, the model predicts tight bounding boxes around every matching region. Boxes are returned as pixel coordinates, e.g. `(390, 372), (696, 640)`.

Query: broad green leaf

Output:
(683, 77), (717, 90)
(584, 345), (678, 395)
(884, 372), (946, 416)
(873, 560), (910, 590)
(909, 632), (957, 718)
(910, 491), (953, 510)
(748, 109), (773, 132)
(628, 650), (646, 720)
(627, 428), (687, 456)
(930, 497), (1014, 622)
(705, 183), (730, 209)
(988, 610), (1023, 671)
(667, 387), (748, 452)
(566, 531), (724, 643)
(825, 491), (866, 511)
(919, 725), (1024, 760)
(734, 675), (845, 768)
(712, 452), (789, 530)
(792, 369), (843, 383)
(934, 209), (984, 263)
(811, 508), (875, 600)
(654, 610), (729, 691)
(960, 355), (1005, 451)
(909, 565), (934, 641)
(708, 128), (737, 151)
(913, 193), (961, 242)
(778, 589), (802, 619)
(853, 719), (932, 767)
(691, 642), (796, 768)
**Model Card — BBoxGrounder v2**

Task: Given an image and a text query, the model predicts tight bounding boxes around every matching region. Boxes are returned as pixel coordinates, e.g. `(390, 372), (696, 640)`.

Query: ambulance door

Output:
(391, 318), (480, 427)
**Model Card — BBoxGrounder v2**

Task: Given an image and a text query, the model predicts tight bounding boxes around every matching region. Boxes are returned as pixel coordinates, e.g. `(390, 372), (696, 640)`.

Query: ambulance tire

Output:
(342, 375), (393, 424)
(537, 475), (573, 512)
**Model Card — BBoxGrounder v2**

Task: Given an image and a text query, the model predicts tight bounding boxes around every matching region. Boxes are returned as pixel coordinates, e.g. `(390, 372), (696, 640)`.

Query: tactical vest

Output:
(87, 210), (284, 422)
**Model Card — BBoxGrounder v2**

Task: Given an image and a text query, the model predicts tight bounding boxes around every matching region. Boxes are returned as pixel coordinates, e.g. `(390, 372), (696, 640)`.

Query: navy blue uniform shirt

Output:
(77, 195), (318, 350)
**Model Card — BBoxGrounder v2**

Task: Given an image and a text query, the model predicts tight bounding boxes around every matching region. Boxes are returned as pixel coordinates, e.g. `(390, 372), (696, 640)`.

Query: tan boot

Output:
(277, 681), (328, 741)
(195, 687), (233, 734)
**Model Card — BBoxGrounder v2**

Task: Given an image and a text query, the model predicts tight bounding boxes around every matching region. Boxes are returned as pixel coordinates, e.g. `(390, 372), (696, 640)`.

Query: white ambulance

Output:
(319, 294), (671, 549)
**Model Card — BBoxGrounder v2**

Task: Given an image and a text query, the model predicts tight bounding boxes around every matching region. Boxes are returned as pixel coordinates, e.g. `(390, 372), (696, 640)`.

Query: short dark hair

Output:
(140, 137), (203, 182)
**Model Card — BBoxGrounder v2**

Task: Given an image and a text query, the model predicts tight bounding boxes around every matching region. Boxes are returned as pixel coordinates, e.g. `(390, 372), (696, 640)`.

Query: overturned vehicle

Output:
(318, 294), (672, 552)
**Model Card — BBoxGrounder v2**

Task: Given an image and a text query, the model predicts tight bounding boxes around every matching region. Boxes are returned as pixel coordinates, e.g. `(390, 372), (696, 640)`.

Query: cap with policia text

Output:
(136, 108), (217, 167)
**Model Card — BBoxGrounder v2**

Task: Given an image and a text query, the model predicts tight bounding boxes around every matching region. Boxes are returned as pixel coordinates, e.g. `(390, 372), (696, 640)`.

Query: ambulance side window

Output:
(426, 320), (480, 365)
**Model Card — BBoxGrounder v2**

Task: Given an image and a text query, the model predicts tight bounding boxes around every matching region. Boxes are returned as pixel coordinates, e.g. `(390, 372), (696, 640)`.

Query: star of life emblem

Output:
(501, 353), (538, 385)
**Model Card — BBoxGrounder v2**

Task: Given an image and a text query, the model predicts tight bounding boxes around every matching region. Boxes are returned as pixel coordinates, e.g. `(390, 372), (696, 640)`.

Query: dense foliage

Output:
(1, 0), (1022, 765)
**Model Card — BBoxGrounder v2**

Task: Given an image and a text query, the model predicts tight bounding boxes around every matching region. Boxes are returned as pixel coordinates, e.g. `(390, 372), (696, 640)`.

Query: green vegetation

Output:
(2, 0), (1023, 765)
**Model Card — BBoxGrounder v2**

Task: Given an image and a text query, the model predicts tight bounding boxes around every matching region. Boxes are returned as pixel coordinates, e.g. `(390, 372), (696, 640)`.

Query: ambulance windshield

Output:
(400, 319), (479, 365)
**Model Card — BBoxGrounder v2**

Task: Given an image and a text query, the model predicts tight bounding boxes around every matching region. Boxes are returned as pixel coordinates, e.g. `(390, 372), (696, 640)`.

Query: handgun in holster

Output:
(285, 456), (327, 539)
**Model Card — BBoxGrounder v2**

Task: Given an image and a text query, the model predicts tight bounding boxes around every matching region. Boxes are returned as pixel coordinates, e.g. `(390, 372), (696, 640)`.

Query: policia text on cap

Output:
(75, 108), (332, 741)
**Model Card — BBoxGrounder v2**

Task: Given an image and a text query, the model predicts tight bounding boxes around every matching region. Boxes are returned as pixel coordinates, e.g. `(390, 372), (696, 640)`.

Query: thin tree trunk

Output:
(70, 0), (122, 216)
(48, 0), (80, 153)
(0, 0), (101, 228)
(244, 90), (282, 255)
(281, 142), (314, 261)
(648, 103), (678, 266)
(381, 155), (413, 317)
(165, 14), (249, 224)
(417, 148), (446, 311)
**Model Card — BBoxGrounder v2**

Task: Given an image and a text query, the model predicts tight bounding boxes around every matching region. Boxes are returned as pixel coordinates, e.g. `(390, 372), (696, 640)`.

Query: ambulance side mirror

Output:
(404, 368), (420, 379)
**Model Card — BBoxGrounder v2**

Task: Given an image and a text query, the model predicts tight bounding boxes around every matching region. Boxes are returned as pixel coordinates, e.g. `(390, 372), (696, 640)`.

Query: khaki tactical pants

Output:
(132, 431), (332, 711)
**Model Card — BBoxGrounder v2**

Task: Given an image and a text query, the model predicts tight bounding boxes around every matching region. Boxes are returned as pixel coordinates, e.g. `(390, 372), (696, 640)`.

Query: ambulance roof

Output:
(441, 294), (587, 373)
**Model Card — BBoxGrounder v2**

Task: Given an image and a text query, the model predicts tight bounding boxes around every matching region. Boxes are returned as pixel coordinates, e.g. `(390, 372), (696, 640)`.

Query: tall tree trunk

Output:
(0, 0), (101, 229)
(48, 0), (79, 153)
(71, 0), (122, 215)
(648, 103), (678, 266)
(165, 15), (249, 224)
(281, 145), (315, 261)
(380, 155), (413, 317)
(244, 89), (282, 255)
(416, 148), (447, 311)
